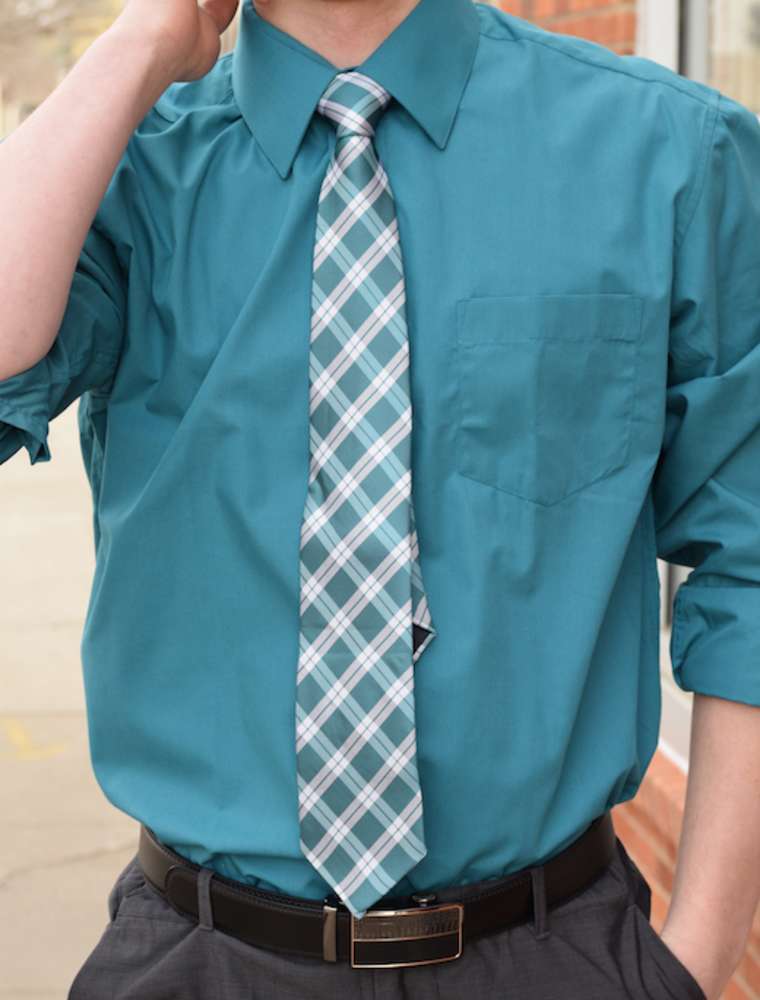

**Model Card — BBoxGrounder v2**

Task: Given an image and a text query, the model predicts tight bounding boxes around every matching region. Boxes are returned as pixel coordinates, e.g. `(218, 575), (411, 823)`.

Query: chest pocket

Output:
(456, 295), (642, 506)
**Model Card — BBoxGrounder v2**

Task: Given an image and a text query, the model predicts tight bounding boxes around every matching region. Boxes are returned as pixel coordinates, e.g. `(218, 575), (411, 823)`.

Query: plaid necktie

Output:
(297, 72), (435, 918)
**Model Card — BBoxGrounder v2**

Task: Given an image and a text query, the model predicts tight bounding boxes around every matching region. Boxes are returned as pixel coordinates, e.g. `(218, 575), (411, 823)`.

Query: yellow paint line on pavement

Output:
(0, 716), (65, 761)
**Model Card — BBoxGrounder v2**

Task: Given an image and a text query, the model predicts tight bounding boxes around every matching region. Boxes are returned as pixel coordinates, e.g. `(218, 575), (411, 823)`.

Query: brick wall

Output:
(614, 752), (760, 1000)
(494, 1), (637, 55)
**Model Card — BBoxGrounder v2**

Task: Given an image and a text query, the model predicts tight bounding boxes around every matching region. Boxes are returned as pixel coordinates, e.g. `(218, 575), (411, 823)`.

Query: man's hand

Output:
(660, 695), (760, 1000)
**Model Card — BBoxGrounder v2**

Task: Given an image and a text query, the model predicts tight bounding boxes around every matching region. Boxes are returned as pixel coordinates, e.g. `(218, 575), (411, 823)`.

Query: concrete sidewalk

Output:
(0, 405), (138, 1000)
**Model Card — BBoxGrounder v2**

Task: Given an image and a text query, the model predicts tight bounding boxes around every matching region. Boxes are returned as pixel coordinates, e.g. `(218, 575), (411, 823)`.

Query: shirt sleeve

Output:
(655, 94), (760, 706)
(0, 222), (126, 465)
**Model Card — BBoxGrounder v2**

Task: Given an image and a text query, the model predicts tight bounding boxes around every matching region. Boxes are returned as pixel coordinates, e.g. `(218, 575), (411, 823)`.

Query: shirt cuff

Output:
(0, 400), (50, 465)
(672, 583), (760, 706)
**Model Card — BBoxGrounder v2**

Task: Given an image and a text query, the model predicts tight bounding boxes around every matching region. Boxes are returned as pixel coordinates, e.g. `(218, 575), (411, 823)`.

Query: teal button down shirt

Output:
(2, 0), (760, 900)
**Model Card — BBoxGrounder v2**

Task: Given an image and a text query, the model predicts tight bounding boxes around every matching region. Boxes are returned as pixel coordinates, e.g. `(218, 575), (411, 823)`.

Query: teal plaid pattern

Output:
(297, 72), (435, 918)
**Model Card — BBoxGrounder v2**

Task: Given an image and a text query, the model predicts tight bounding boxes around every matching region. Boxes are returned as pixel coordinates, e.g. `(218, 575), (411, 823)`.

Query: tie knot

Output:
(318, 71), (391, 139)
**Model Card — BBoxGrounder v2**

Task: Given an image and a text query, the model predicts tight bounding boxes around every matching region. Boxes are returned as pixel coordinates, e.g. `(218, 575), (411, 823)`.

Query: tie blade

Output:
(298, 70), (434, 909)
(300, 776), (427, 918)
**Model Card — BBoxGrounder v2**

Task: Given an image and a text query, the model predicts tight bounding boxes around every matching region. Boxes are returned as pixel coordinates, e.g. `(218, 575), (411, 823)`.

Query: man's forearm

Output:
(661, 694), (760, 999)
(0, 0), (238, 383)
(0, 26), (174, 381)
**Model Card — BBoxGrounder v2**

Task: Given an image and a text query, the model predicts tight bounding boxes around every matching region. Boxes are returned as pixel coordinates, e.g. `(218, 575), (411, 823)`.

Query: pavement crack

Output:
(0, 837), (137, 891)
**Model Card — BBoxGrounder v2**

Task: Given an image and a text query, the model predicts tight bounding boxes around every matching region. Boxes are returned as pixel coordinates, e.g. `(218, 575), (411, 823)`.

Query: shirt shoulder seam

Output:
(672, 96), (722, 258)
(478, 21), (716, 112)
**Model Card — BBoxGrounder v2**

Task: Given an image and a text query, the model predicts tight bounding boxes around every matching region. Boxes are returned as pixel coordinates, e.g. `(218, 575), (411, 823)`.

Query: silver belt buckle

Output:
(350, 902), (464, 969)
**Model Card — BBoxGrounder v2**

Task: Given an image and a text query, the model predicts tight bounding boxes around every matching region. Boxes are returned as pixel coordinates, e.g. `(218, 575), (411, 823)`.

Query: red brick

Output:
(734, 941), (760, 998)
(724, 975), (754, 1000)
(495, 1), (637, 54)
(648, 884), (669, 933)
(612, 809), (676, 895)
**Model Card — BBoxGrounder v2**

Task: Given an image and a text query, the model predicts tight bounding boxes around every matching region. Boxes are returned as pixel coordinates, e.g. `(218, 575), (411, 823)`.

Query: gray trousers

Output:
(69, 843), (706, 1000)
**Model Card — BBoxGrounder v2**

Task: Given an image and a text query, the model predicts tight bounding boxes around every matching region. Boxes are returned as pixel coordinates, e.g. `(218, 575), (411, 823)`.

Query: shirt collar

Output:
(232, 0), (480, 178)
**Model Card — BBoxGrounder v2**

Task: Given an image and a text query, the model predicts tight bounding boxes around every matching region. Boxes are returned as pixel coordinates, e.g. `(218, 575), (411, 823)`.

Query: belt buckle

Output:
(350, 902), (464, 969)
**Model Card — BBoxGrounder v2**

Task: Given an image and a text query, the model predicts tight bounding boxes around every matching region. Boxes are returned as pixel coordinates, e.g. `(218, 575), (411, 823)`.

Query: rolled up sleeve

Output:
(655, 95), (760, 705)
(0, 223), (125, 465)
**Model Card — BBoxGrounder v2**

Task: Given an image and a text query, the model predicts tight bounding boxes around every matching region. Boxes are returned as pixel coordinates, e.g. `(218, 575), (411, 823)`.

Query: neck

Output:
(252, 0), (421, 68)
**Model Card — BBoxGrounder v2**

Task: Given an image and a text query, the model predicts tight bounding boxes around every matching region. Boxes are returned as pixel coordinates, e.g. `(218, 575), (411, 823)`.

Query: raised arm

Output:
(0, 0), (239, 382)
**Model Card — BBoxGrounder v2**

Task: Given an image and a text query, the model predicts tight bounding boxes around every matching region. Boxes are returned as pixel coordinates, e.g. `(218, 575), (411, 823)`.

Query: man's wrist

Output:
(100, 19), (187, 106)
(661, 917), (746, 1000)
(108, 0), (232, 91)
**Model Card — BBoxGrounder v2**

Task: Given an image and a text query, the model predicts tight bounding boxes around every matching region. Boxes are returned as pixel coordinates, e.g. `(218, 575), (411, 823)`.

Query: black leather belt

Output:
(139, 814), (616, 968)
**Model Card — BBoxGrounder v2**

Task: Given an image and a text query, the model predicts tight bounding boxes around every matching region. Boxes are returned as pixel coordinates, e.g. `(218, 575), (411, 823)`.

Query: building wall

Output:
(494, 0), (637, 54)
